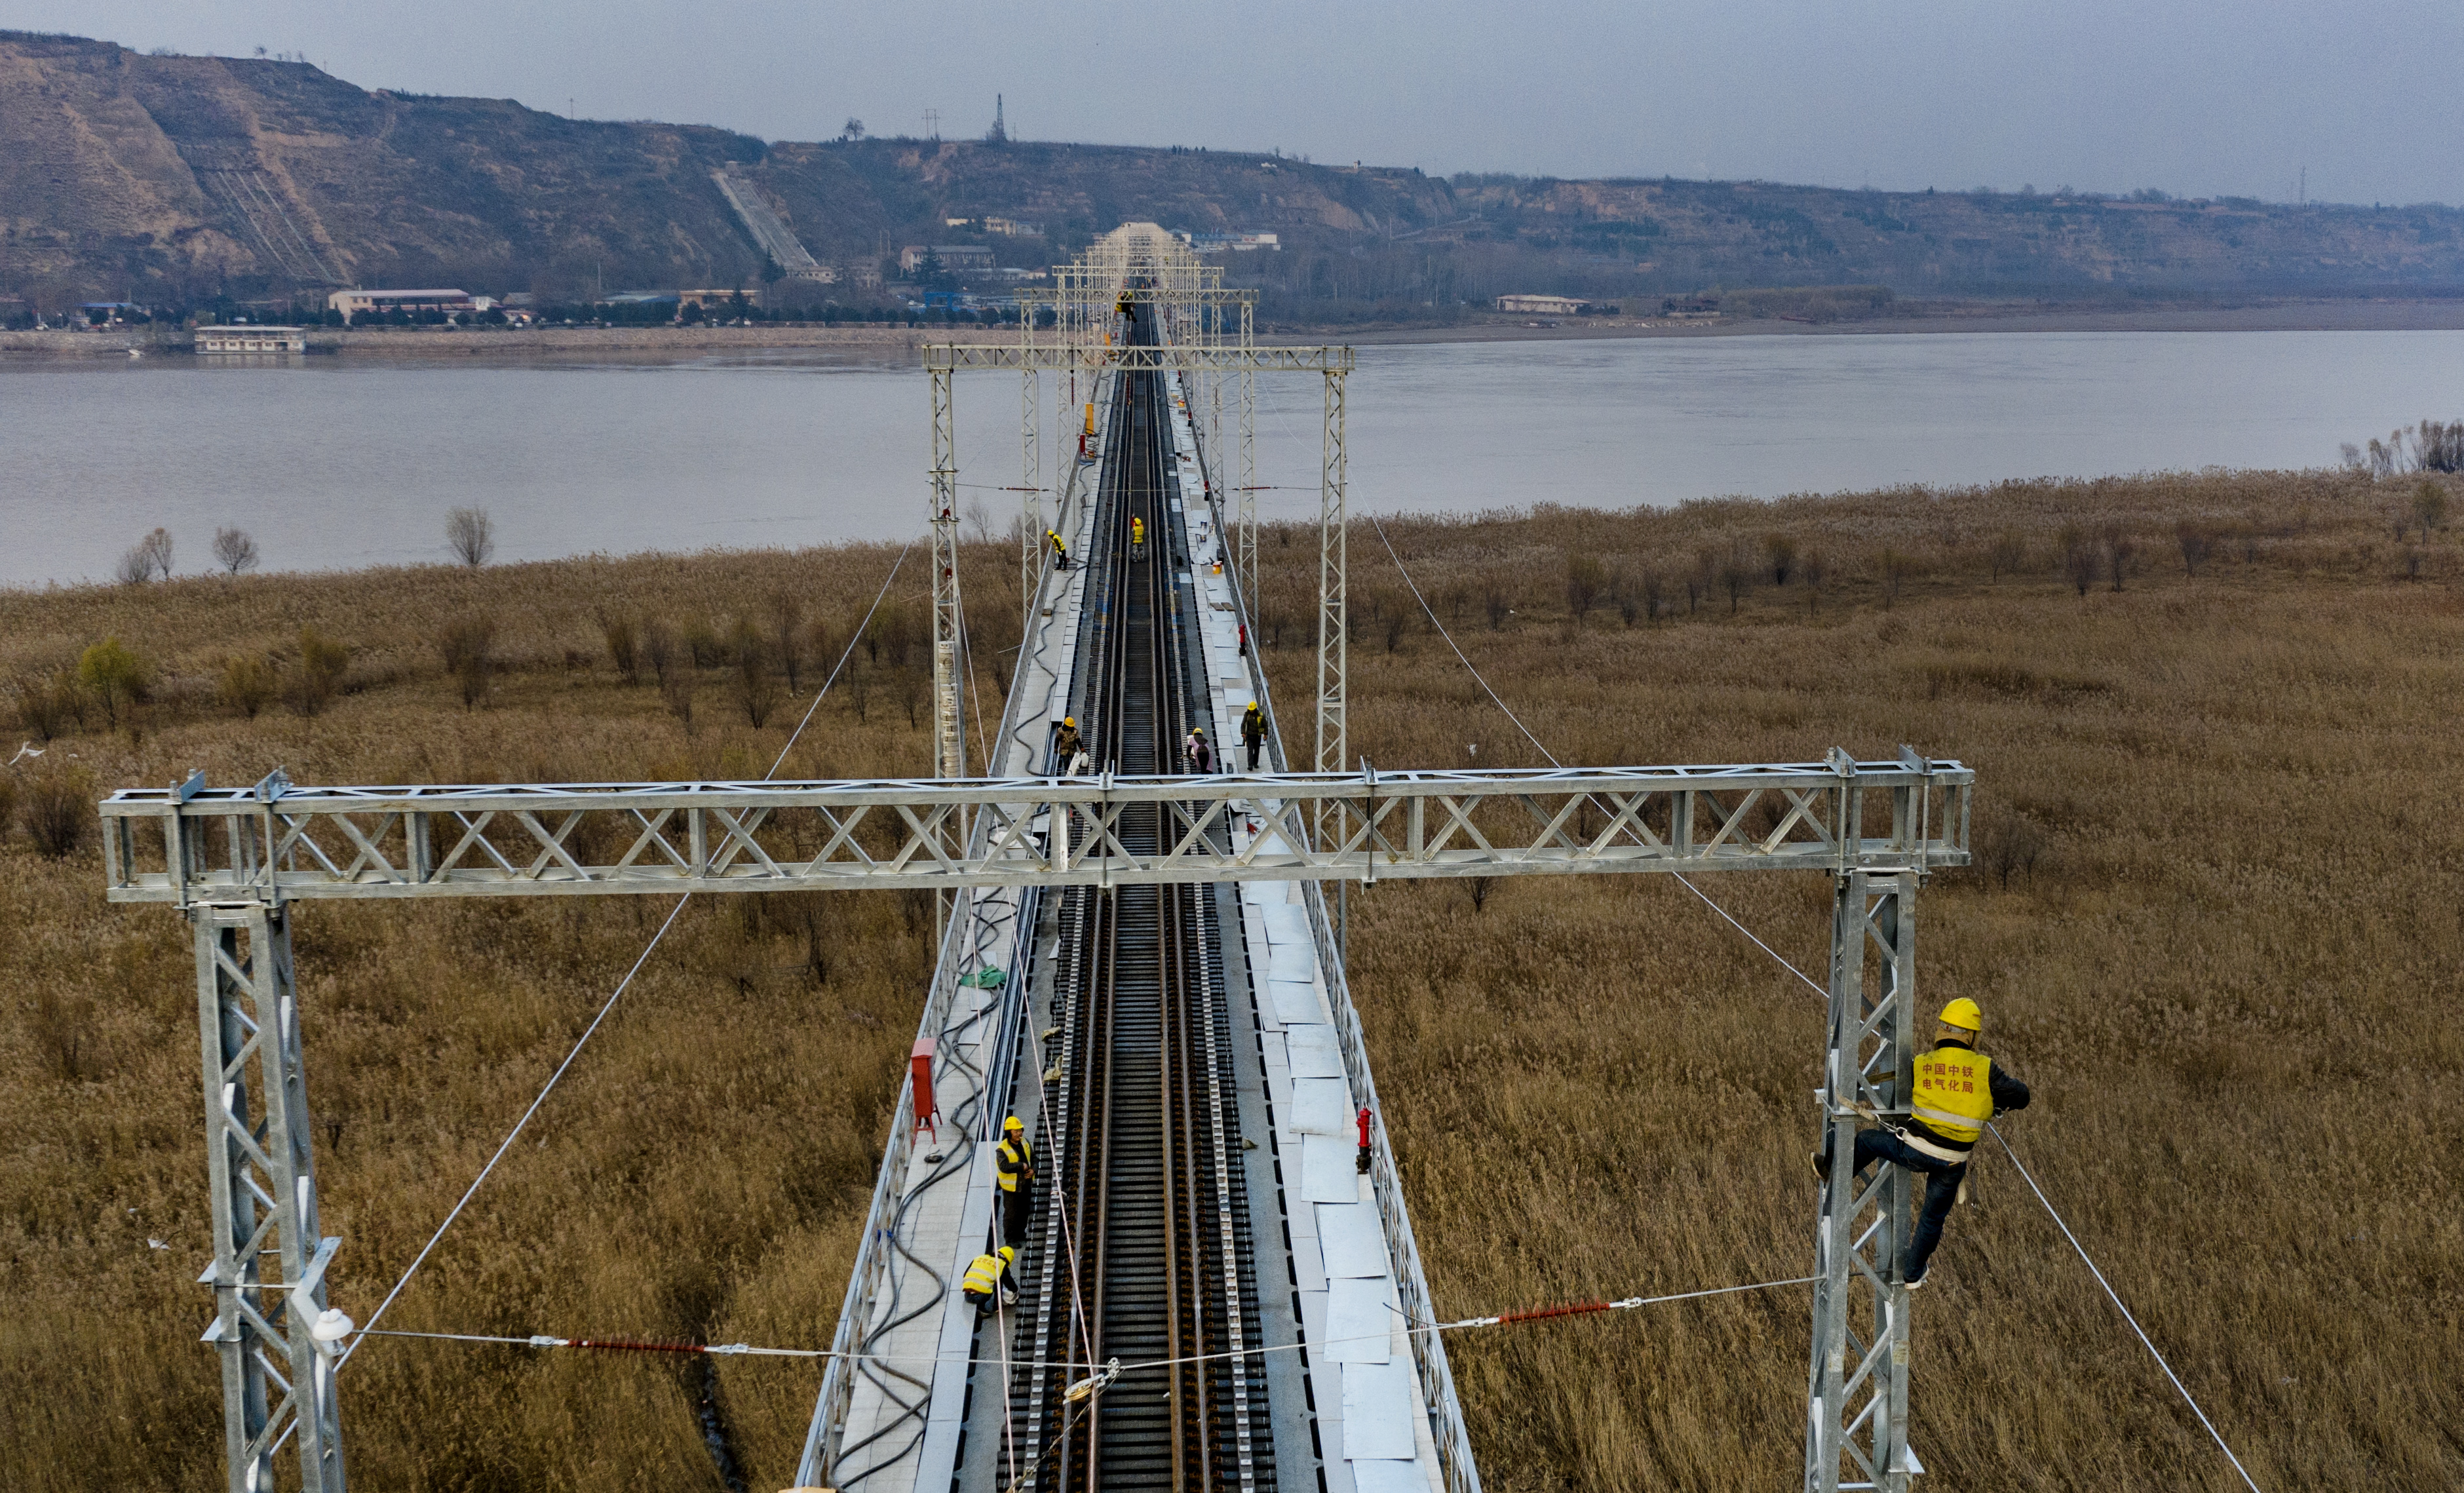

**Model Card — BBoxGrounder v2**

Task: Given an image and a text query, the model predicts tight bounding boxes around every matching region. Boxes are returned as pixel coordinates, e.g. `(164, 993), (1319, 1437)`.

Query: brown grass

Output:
(3, 468), (2461, 1491)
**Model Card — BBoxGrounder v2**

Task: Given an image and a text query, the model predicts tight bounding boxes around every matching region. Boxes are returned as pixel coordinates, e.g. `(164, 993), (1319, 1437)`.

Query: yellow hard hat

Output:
(997, 1245), (1015, 1263)
(1939, 998), (1982, 1032)
(1191, 726), (1204, 735)
(1004, 1115), (1024, 1133)
(1063, 716), (1076, 727)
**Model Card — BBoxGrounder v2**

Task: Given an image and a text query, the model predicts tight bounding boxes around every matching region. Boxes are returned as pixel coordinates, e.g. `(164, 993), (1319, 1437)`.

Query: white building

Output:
(197, 325), (307, 354)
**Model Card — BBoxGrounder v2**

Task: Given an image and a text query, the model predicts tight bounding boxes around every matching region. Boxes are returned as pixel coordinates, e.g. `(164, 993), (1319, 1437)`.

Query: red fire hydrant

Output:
(1355, 1106), (1372, 1174)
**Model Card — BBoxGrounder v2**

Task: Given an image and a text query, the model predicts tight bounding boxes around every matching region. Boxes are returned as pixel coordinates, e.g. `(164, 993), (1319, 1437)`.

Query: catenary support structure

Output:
(100, 225), (1973, 1493)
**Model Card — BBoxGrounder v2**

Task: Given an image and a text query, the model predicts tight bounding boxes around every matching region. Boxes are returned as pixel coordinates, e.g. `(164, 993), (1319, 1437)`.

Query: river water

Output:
(5, 330), (2457, 588)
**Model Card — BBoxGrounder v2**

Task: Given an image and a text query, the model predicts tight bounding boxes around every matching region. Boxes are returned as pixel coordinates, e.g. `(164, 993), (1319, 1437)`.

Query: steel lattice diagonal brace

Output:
(194, 899), (349, 1493)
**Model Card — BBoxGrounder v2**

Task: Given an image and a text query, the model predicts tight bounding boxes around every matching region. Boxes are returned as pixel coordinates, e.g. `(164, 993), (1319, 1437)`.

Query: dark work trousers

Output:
(1002, 1180), (1033, 1249)
(1852, 1127), (1969, 1282)
(1245, 738), (1262, 770)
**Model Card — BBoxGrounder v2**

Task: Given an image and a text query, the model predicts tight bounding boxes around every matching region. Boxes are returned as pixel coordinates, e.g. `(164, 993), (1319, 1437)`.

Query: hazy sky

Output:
(23, 1), (2463, 206)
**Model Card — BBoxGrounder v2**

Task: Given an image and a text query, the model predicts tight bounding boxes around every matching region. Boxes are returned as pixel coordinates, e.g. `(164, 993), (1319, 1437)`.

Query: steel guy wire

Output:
(1987, 1123), (2267, 1493)
(341, 539), (918, 1375)
(1364, 510), (2266, 1490)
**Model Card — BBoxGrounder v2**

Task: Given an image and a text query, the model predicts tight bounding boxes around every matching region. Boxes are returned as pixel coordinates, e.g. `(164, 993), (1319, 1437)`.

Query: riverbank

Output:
(1328, 295), (2464, 345)
(13, 296), (2464, 360)
(0, 323), (1018, 359)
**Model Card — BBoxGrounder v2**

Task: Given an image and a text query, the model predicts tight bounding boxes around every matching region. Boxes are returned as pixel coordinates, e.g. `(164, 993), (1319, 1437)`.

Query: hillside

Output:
(10, 29), (2464, 320)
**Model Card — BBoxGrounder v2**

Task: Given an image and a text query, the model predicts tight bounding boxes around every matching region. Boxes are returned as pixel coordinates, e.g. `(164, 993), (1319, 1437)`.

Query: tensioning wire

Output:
(343, 1270), (1820, 1377)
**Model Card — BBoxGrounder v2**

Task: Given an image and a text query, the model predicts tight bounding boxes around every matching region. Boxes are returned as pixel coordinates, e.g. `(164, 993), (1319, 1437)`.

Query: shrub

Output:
(600, 613), (641, 684)
(22, 771), (90, 859)
(288, 627), (351, 715)
(437, 615), (497, 709)
(75, 636), (147, 729)
(11, 670), (80, 741)
(218, 654), (275, 718)
(643, 619), (678, 685)
(732, 621), (780, 727)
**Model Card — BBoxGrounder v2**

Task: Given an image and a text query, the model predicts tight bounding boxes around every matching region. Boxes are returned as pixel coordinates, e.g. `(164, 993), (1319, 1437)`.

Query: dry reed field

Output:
(4, 467), (2460, 1492)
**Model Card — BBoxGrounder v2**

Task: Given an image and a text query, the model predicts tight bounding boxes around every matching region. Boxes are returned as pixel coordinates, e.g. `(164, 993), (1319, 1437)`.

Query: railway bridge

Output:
(100, 225), (1973, 1493)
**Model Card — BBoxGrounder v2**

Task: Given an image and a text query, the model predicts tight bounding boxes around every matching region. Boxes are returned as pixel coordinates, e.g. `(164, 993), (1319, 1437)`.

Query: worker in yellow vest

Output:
(1131, 514), (1146, 556)
(995, 1114), (1035, 1248)
(961, 1245), (1017, 1315)
(1813, 997), (2030, 1289)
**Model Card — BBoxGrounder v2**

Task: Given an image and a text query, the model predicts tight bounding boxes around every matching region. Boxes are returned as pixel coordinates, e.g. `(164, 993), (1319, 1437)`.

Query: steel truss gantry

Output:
(99, 748), (1969, 1493)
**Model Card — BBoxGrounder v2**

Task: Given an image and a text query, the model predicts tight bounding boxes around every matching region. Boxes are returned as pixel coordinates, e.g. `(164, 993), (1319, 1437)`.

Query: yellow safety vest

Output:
(961, 1252), (1009, 1298)
(995, 1136), (1031, 1192)
(1910, 1045), (1995, 1144)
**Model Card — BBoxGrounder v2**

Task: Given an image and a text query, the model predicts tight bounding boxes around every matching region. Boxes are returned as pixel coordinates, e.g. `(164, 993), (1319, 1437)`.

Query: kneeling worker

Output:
(1815, 997), (2030, 1289)
(961, 1245), (1018, 1316)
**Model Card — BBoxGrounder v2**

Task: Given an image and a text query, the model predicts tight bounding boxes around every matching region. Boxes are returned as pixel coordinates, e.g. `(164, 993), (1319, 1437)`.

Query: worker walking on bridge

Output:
(1815, 998), (2030, 1289)
(961, 1245), (1017, 1316)
(1241, 701), (1266, 771)
(1131, 514), (1146, 556)
(1052, 716), (1083, 774)
(1049, 530), (1071, 570)
(996, 1114), (1035, 1249)
(1185, 726), (1213, 774)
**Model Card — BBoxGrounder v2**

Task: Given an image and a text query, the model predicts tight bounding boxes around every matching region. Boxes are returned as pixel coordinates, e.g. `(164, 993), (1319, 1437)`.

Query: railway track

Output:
(1006, 305), (1271, 1492)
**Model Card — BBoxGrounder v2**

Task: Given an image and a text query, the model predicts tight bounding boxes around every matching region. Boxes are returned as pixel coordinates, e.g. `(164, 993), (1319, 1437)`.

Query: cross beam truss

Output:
(103, 756), (1971, 904)
(925, 343), (1352, 373)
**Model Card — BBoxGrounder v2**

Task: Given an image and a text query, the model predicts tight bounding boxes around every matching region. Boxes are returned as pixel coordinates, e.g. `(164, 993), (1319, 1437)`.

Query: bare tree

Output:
(1718, 545), (1752, 613)
(1988, 532), (2026, 581)
(2102, 524), (2135, 592)
(2176, 520), (2213, 578)
(1763, 532), (1798, 586)
(1874, 548), (1912, 609)
(118, 526), (174, 583)
(2060, 526), (2098, 596)
(1564, 553), (1607, 619)
(2413, 480), (2449, 541)
(771, 594), (805, 691)
(212, 526), (260, 575)
(444, 507), (495, 568)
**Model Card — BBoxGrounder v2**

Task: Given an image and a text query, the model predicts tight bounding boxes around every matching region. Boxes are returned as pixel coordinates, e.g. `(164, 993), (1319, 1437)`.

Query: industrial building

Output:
(1494, 293), (1588, 315)
(327, 288), (474, 319)
(900, 244), (999, 273)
